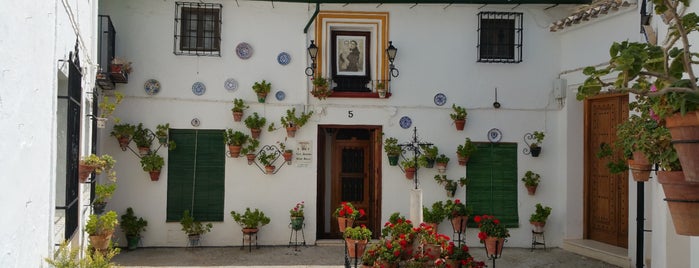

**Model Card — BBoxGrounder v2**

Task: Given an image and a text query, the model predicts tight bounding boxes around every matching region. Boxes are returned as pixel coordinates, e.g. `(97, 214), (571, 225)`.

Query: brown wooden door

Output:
(331, 139), (371, 234)
(584, 94), (628, 248)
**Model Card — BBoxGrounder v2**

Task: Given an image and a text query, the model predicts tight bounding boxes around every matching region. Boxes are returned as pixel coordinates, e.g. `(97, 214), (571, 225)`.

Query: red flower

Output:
(339, 210), (346, 217)
(393, 250), (401, 257)
(474, 215), (482, 223)
(347, 207), (353, 214)
(359, 209), (366, 217)
(455, 199), (461, 204)
(386, 242), (393, 249)
(478, 232), (487, 240)
(493, 219), (500, 225)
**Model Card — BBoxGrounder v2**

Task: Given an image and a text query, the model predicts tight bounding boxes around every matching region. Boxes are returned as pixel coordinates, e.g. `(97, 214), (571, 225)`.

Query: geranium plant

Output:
(375, 239), (402, 265)
(474, 214), (510, 240)
(333, 201), (365, 220)
(444, 199), (472, 219)
(344, 225), (372, 240)
(381, 212), (415, 240)
(443, 242), (485, 267)
(290, 201), (305, 218)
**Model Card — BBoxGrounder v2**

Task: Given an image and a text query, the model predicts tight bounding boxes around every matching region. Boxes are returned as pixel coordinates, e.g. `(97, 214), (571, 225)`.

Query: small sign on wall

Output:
(295, 141), (312, 167)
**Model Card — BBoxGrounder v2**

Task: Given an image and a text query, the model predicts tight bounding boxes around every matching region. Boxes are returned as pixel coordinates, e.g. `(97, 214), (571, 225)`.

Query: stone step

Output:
(562, 239), (628, 267)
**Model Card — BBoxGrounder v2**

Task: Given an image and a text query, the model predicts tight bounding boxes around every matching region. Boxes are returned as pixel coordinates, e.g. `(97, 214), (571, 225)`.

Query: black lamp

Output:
(305, 40), (319, 76)
(386, 41), (399, 78)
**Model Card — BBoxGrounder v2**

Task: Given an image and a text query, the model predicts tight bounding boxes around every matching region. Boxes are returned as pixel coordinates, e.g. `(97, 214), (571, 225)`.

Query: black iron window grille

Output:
(477, 12), (523, 63)
(174, 2), (222, 56)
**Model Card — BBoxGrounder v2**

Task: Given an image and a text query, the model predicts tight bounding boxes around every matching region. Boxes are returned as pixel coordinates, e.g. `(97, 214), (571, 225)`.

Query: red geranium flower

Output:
(474, 215), (481, 223)
(478, 232), (487, 241)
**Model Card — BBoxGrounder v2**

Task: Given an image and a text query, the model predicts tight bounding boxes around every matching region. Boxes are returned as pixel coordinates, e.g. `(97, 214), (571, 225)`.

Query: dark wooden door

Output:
(331, 139), (371, 234)
(584, 94), (628, 248)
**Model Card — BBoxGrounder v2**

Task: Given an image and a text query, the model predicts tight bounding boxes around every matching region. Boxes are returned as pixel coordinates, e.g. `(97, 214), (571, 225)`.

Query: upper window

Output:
(174, 2), (222, 56)
(477, 12), (523, 63)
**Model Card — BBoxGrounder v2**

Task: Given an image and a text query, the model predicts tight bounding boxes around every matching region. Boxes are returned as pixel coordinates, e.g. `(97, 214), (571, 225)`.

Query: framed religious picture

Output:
(331, 31), (371, 92)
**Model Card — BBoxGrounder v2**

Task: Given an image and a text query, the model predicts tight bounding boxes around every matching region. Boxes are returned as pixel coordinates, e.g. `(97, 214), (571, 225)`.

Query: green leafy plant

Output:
(132, 123), (153, 148)
(530, 131), (545, 148)
(434, 175), (457, 196)
(380, 212), (415, 239)
(223, 129), (249, 146)
(231, 98), (249, 113)
(241, 139), (260, 155)
(120, 207), (148, 237)
(383, 136), (401, 156)
(435, 154), (450, 164)
(80, 154), (117, 181)
(344, 225), (372, 240)
(450, 104), (467, 120)
(98, 92), (124, 122)
(230, 207), (271, 229)
(374, 239), (401, 264)
(140, 153), (164, 172)
(252, 80), (272, 95)
(521, 170), (541, 186)
(529, 203), (552, 223)
(311, 76), (332, 100)
(475, 214), (510, 240)
(290, 201), (305, 217)
(180, 210), (213, 236)
(418, 145), (438, 167)
(401, 158), (417, 169)
(94, 183), (116, 204)
(45, 240), (120, 268)
(110, 123), (136, 139)
(280, 107), (314, 128)
(361, 242), (381, 265)
(422, 201), (446, 224)
(244, 112), (267, 129)
(444, 199), (472, 219)
(85, 211), (119, 236)
(257, 150), (278, 166)
(456, 138), (477, 157)
(376, 82), (386, 90)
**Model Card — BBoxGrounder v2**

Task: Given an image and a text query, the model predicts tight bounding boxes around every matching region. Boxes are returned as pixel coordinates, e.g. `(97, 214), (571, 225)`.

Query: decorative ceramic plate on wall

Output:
(277, 52), (291, 65)
(144, 79), (161, 96)
(488, 128), (503, 143)
(191, 118), (200, 127)
(192, 82), (206, 96)
(434, 93), (447, 106)
(276, 90), (286, 101)
(399, 116), (412, 129)
(236, 42), (253, 59)
(224, 78), (238, 91)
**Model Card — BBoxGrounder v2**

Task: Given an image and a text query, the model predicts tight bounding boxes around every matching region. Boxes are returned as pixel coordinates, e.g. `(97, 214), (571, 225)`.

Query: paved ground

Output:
(113, 244), (621, 268)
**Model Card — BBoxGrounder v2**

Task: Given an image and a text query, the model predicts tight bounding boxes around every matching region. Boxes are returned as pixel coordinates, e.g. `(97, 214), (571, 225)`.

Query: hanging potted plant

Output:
(401, 158), (417, 180)
(435, 154), (450, 173)
(521, 170), (541, 195)
(376, 81), (387, 98)
(310, 75), (332, 100)
(96, 92), (123, 128)
(140, 153), (164, 181)
(231, 207), (271, 234)
(616, 114), (660, 181)
(279, 107), (314, 138)
(456, 138), (477, 166)
(529, 203), (552, 233)
(450, 104), (467, 131)
(527, 131), (545, 157)
(180, 210), (213, 247)
(109, 57), (132, 83)
(258, 150), (278, 174)
(155, 123), (170, 146)
(93, 183), (116, 215)
(434, 175), (458, 197)
(85, 211), (119, 252)
(120, 207), (148, 250)
(252, 80), (271, 103)
(344, 225), (372, 258)
(244, 112), (267, 139)
(417, 145), (438, 168)
(289, 201), (305, 231)
(223, 129), (249, 158)
(78, 154), (116, 183)
(110, 123), (135, 151)
(278, 141), (293, 164)
(133, 123), (153, 156)
(241, 139), (260, 165)
(383, 136), (401, 166)
(231, 98), (249, 122)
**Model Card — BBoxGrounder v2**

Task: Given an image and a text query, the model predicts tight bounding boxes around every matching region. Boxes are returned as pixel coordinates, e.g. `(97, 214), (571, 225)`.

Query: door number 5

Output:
(348, 110), (354, 118)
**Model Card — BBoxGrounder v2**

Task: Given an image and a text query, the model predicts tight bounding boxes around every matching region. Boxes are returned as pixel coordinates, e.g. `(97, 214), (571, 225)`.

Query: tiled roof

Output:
(549, 0), (633, 32)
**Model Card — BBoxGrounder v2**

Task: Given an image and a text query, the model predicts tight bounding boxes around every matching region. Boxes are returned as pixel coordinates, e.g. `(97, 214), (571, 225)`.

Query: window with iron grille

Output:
(174, 2), (222, 56)
(477, 12), (523, 63)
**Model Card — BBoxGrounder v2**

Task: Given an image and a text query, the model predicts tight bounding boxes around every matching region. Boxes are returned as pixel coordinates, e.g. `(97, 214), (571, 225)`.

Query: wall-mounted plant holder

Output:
(396, 127), (434, 188)
(252, 144), (290, 175)
(522, 132), (541, 157)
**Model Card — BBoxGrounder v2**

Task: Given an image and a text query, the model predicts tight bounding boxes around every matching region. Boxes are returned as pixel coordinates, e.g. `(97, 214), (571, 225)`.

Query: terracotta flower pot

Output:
(286, 126), (297, 138)
(89, 233), (113, 252)
(228, 145), (242, 158)
(628, 159), (652, 182)
(526, 185), (538, 195)
(337, 217), (354, 233)
(451, 216), (468, 233)
(117, 136), (130, 151)
(78, 164), (96, 183)
(404, 167), (416, 179)
(457, 155), (469, 166)
(422, 243), (441, 259)
(436, 162), (447, 173)
(657, 170), (699, 236)
(454, 119), (466, 131)
(250, 128), (261, 139)
(246, 154), (256, 165)
(265, 165), (275, 174)
(531, 221), (546, 233)
(149, 170), (161, 181)
(665, 111), (699, 182)
(345, 238), (368, 258)
(283, 151), (293, 164)
(232, 111), (243, 122)
(138, 146), (150, 156)
(484, 236), (505, 256)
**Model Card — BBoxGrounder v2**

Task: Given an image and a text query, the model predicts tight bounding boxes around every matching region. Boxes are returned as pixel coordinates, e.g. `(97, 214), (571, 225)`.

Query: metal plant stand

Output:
(288, 221), (306, 251)
(531, 230), (546, 251)
(398, 127), (434, 189)
(343, 239), (359, 268)
(241, 230), (258, 252)
(485, 239), (505, 268)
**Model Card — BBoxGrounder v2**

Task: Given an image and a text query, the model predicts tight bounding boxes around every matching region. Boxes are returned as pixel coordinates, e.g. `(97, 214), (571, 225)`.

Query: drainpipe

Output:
(636, 180), (644, 268)
(303, 2), (320, 34)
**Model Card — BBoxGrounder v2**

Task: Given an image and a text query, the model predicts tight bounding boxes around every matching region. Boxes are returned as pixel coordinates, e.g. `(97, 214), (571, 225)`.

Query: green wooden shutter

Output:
(166, 129), (225, 222)
(467, 143), (519, 228)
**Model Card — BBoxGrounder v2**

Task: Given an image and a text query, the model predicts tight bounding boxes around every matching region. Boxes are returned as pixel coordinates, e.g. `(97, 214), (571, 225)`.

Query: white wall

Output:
(100, 0), (577, 248)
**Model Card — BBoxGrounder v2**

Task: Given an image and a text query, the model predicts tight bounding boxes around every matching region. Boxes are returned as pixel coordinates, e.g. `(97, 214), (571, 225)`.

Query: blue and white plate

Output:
(488, 128), (503, 143)
(224, 78), (238, 91)
(434, 93), (447, 106)
(275, 90), (286, 101)
(192, 82), (206, 96)
(144, 79), (161, 96)
(277, 52), (291, 65)
(399, 116), (412, 129)
(236, 42), (253, 59)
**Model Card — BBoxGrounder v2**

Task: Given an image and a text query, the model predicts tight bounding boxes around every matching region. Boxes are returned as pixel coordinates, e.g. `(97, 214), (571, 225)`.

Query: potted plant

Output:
(133, 123), (153, 156)
(521, 170), (541, 195)
(289, 201), (305, 230)
(474, 214), (510, 256)
(230, 207), (271, 234)
(96, 92), (124, 128)
(529, 203), (552, 233)
(180, 210), (213, 247)
(241, 139), (260, 165)
(450, 104), (467, 131)
(422, 201), (446, 230)
(278, 141), (293, 164)
(120, 207), (148, 250)
(401, 158), (417, 180)
(333, 202), (365, 232)
(374, 239), (401, 267)
(258, 150), (278, 174)
(528, 131), (545, 157)
(44, 241), (120, 267)
(435, 154), (450, 173)
(110, 123), (135, 151)
(109, 57), (132, 83)
(443, 241), (483, 268)
(280, 107), (314, 137)
(252, 80), (271, 103)
(456, 138), (477, 166)
(417, 145), (438, 168)
(231, 98), (249, 122)
(155, 123), (169, 146)
(414, 224), (448, 259)
(244, 112), (267, 139)
(93, 183), (116, 214)
(434, 175), (458, 197)
(383, 136), (402, 166)
(85, 211), (119, 252)
(78, 154), (116, 183)
(310, 75), (332, 100)
(380, 213), (415, 243)
(444, 199), (471, 233)
(344, 225), (372, 258)
(140, 153), (164, 181)
(224, 129), (249, 158)
(361, 242), (381, 267)
(376, 81), (387, 98)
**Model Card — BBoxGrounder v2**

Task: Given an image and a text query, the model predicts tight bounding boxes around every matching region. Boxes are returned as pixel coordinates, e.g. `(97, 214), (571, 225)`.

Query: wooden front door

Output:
(584, 94), (628, 248)
(318, 127), (381, 239)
